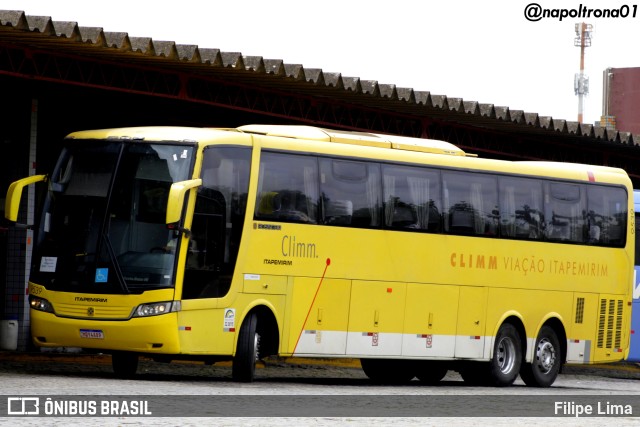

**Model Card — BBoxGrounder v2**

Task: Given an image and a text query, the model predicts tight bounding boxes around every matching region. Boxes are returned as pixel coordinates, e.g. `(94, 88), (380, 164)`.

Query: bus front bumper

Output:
(30, 309), (181, 354)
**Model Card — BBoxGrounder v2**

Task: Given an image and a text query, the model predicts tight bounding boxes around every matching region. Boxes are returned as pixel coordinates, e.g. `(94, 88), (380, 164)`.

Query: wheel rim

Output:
(252, 332), (260, 362)
(535, 338), (556, 374)
(496, 336), (516, 374)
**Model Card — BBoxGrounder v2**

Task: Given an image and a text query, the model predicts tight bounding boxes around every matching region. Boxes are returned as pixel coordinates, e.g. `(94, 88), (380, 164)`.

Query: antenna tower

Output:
(574, 22), (592, 124)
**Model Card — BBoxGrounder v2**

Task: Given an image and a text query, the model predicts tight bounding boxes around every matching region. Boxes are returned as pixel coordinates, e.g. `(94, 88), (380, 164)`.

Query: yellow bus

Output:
(6, 125), (633, 387)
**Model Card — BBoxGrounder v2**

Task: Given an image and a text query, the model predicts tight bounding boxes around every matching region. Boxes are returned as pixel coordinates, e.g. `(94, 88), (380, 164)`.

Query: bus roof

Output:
(65, 126), (240, 143)
(237, 124), (469, 157)
(66, 125), (468, 157)
(64, 125), (631, 187)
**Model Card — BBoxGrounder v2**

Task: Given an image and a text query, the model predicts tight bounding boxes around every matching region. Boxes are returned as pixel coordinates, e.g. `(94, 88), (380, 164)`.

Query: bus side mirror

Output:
(166, 178), (202, 225)
(5, 175), (47, 222)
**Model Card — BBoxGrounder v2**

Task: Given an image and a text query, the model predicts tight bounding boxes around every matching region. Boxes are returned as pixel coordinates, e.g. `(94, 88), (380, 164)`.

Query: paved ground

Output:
(0, 349), (639, 381)
(1, 351), (638, 426)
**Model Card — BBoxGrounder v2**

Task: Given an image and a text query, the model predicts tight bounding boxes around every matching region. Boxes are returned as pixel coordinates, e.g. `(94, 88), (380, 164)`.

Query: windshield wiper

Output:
(102, 232), (130, 294)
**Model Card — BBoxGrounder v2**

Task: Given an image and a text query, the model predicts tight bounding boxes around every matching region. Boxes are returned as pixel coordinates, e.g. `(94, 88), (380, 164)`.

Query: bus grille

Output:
(574, 297), (585, 324)
(597, 298), (623, 349)
(54, 303), (132, 319)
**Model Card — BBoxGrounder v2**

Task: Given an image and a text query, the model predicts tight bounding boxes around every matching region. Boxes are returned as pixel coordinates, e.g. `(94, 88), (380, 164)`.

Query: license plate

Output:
(79, 329), (104, 339)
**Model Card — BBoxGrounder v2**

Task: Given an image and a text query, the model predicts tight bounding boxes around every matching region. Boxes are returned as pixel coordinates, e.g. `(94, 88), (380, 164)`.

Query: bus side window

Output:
(320, 158), (381, 228)
(255, 152), (318, 223)
(545, 182), (586, 244)
(499, 177), (544, 240)
(443, 171), (498, 236)
(382, 164), (442, 232)
(586, 185), (627, 246)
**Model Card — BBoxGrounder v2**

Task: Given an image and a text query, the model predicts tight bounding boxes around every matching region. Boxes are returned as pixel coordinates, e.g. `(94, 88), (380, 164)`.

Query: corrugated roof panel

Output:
(0, 9), (639, 147)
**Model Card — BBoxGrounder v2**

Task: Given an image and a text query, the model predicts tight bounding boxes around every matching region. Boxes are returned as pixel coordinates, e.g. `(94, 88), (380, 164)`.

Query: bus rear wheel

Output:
(360, 359), (415, 384)
(520, 326), (561, 387)
(112, 351), (139, 379)
(232, 312), (260, 382)
(488, 323), (522, 387)
(415, 362), (448, 384)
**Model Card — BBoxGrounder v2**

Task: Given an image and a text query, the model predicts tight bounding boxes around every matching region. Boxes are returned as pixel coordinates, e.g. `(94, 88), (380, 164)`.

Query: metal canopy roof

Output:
(1, 9), (640, 181)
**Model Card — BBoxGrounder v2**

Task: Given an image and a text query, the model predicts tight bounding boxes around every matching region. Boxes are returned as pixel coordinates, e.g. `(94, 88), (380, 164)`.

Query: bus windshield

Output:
(31, 140), (195, 294)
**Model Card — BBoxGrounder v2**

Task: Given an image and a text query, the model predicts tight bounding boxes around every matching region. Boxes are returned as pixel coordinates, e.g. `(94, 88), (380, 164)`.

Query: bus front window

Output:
(31, 141), (195, 294)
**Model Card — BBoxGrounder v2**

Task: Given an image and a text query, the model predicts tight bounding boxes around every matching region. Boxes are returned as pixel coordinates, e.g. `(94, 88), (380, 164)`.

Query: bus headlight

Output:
(29, 295), (54, 313)
(132, 301), (181, 318)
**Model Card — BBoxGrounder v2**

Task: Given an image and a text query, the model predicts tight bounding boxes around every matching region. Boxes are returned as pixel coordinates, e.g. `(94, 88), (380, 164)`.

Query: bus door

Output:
(177, 146), (251, 354)
(454, 286), (487, 359)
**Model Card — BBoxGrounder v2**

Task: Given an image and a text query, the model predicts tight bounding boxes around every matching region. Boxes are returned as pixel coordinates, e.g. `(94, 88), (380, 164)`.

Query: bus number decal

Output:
(223, 309), (236, 332)
(28, 284), (43, 295)
(362, 332), (379, 346)
(417, 334), (433, 348)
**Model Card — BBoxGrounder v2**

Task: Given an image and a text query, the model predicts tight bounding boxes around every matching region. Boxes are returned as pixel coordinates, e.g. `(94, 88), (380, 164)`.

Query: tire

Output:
(232, 312), (260, 382)
(111, 352), (139, 379)
(415, 362), (448, 384)
(459, 363), (491, 386)
(488, 323), (522, 387)
(520, 326), (561, 388)
(360, 359), (415, 384)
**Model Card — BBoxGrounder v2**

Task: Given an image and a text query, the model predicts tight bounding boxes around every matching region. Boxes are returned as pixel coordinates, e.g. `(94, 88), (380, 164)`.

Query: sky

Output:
(4, 0), (640, 126)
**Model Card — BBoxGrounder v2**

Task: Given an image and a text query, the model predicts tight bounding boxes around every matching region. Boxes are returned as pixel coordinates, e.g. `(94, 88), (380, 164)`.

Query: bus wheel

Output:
(232, 312), (260, 382)
(520, 326), (561, 388)
(112, 352), (139, 378)
(459, 363), (491, 385)
(489, 323), (522, 387)
(416, 362), (448, 384)
(360, 359), (414, 384)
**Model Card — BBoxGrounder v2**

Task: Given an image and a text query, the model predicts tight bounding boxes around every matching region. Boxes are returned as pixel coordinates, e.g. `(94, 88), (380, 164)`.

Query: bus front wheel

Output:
(520, 326), (561, 388)
(232, 312), (260, 382)
(489, 323), (522, 387)
(112, 351), (139, 379)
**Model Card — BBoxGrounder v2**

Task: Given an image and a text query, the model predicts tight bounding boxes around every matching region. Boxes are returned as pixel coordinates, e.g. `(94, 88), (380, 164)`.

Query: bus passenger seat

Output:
(606, 224), (622, 244)
(324, 199), (353, 225)
(392, 204), (417, 228)
(257, 192), (279, 217)
(450, 209), (475, 234)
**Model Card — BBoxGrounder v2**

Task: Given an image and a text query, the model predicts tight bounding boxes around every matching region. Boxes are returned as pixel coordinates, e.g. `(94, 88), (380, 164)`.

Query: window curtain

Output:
(471, 182), (484, 234)
(502, 185), (516, 237)
(383, 174), (396, 226)
(303, 166), (318, 222)
(443, 184), (450, 230)
(366, 168), (380, 226)
(407, 176), (430, 230)
(570, 203), (581, 242)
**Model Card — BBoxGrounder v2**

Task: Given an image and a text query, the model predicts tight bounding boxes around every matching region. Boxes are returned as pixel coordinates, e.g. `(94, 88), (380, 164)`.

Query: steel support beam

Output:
(2, 42), (640, 183)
